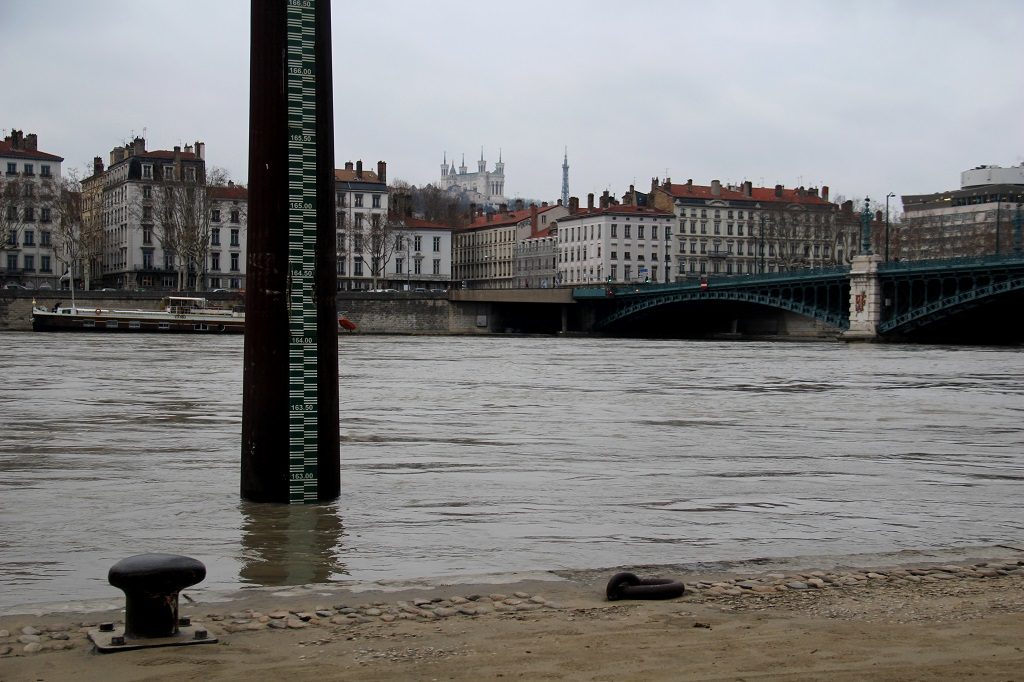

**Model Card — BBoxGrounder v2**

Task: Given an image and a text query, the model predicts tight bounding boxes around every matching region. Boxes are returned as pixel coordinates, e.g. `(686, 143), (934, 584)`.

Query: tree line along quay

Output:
(2, 128), (1022, 306)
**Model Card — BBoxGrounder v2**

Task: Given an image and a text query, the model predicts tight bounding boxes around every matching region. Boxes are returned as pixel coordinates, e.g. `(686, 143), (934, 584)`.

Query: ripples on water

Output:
(1, 333), (1022, 609)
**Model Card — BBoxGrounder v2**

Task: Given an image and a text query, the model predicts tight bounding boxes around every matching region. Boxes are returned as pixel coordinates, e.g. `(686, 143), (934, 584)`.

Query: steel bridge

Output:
(573, 254), (1024, 337)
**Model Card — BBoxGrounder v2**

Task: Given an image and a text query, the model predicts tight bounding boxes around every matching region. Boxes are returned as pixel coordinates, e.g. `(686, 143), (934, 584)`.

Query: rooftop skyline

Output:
(3, 0), (1022, 209)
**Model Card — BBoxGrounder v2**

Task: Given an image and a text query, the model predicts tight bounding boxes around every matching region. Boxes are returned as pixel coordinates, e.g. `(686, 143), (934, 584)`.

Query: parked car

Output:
(3, 283), (28, 290)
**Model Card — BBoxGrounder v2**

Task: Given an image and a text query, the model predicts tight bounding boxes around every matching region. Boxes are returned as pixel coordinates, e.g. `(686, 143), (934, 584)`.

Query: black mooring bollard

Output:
(107, 554), (206, 639)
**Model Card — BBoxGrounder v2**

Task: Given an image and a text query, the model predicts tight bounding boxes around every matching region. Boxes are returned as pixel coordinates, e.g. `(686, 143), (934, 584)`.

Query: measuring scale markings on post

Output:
(286, 0), (318, 504)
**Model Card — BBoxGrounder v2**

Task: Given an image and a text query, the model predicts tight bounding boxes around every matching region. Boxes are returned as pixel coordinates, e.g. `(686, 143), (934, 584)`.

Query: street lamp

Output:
(885, 192), (895, 262)
(860, 197), (872, 255)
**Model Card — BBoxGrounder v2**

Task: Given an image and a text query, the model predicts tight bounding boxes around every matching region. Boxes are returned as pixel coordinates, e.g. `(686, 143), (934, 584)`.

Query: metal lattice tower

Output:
(561, 148), (570, 207)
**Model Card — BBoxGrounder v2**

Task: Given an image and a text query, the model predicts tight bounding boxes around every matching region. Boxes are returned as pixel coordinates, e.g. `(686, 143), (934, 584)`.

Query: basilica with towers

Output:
(439, 150), (506, 208)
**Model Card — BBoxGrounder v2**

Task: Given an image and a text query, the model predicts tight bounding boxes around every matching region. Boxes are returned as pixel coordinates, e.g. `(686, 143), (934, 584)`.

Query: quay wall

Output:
(0, 290), (835, 338)
(0, 291), (495, 335)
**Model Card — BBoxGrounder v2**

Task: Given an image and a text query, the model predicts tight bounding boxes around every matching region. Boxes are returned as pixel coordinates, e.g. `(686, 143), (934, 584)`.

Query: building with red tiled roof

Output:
(85, 137), (248, 291)
(453, 201), (568, 289)
(643, 177), (861, 278)
(556, 192), (675, 285)
(334, 160), (390, 290)
(1, 130), (65, 289)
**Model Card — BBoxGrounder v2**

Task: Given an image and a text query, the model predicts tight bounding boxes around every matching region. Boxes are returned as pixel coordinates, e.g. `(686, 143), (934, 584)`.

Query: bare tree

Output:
(360, 213), (398, 288)
(0, 176), (39, 280)
(147, 166), (228, 291)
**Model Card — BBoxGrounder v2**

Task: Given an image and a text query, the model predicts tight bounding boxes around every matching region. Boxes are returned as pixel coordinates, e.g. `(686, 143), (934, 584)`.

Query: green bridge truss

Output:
(574, 267), (851, 332)
(877, 255), (1024, 335)
(574, 255), (1024, 335)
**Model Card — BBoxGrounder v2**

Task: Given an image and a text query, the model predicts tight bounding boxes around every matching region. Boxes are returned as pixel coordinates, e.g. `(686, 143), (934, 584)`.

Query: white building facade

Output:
(92, 137), (240, 290)
(335, 160), (389, 290)
(206, 184), (248, 291)
(556, 196), (675, 285)
(0, 130), (63, 289)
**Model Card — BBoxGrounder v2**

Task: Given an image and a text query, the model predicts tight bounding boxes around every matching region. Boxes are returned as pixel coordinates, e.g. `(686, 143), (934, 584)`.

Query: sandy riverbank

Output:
(2, 545), (1023, 681)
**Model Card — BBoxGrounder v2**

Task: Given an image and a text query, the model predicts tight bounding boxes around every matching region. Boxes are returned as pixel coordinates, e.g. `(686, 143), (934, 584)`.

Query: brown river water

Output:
(1, 333), (1022, 611)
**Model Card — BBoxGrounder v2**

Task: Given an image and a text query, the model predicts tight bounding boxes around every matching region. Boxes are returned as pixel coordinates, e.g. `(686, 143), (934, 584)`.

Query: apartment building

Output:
(556, 193), (675, 285)
(643, 178), (860, 278)
(453, 201), (567, 289)
(900, 164), (1024, 260)
(0, 130), (63, 289)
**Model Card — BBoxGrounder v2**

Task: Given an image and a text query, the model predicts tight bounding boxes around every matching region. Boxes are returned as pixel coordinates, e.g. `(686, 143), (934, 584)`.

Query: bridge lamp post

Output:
(756, 203), (765, 274)
(1014, 203), (1023, 255)
(885, 192), (895, 262)
(860, 197), (873, 255)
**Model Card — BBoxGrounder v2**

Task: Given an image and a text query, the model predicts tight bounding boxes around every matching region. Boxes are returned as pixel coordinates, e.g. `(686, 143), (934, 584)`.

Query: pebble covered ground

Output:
(1, 558), (1021, 658)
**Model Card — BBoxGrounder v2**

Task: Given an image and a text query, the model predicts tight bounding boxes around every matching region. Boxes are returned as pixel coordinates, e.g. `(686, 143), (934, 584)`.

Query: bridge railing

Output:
(879, 253), (1024, 272)
(573, 265), (851, 299)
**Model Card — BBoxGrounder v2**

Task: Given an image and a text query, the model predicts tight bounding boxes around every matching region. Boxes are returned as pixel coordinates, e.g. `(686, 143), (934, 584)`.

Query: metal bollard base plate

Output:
(88, 624), (217, 653)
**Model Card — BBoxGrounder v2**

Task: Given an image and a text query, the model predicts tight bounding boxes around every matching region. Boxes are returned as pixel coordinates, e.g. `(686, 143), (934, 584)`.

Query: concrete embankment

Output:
(0, 291), (503, 335)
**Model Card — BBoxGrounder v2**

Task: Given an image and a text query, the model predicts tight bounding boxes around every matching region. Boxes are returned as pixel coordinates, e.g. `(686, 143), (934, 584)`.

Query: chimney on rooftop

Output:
(651, 177), (658, 192)
(774, 184), (783, 198)
(344, 161), (354, 171)
(664, 177), (671, 189)
(569, 196), (579, 215)
(515, 198), (524, 211)
(822, 185), (829, 202)
(531, 204), (538, 231)
(542, 201), (549, 207)
(24, 133), (37, 151)
(600, 190), (610, 209)
(184, 143), (193, 155)
(556, 199), (562, 206)
(132, 137), (146, 156)
(93, 156), (104, 177)
(111, 146), (125, 165)
(587, 193), (594, 210)
(7, 130), (23, 149)
(356, 160), (363, 179)
(743, 180), (752, 197)
(377, 160), (386, 183)
(711, 179), (721, 196)
(195, 141), (205, 160)
(499, 203), (508, 214)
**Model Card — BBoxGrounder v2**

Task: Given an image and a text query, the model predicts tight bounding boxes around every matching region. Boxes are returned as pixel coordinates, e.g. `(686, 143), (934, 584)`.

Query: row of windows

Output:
(6, 228), (52, 247)
(338, 258), (443, 277)
(337, 193), (383, 209)
(337, 232), (444, 253)
(5, 162), (51, 177)
(4, 206), (52, 223)
(140, 164), (197, 183)
(210, 209), (241, 224)
(562, 223), (675, 242)
(4, 254), (52, 272)
(684, 208), (748, 220)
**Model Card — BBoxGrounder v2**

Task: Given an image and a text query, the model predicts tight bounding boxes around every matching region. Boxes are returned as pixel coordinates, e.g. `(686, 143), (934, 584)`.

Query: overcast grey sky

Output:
(2, 0), (1022, 209)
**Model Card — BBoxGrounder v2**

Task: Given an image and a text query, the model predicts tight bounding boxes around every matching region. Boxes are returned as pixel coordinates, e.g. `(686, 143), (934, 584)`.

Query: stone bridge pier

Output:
(843, 254), (883, 341)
